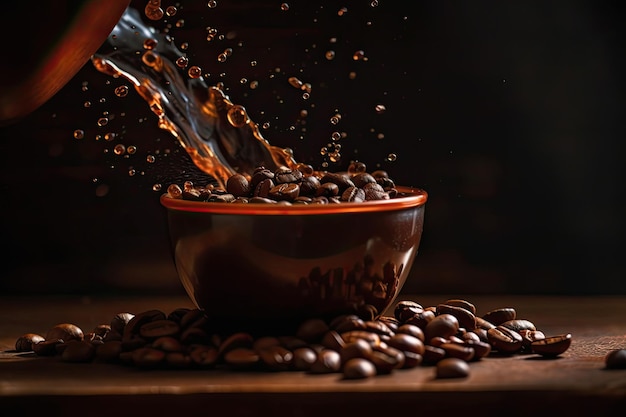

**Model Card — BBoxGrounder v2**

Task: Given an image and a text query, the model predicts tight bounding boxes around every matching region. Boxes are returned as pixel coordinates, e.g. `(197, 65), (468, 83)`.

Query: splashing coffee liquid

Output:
(92, 7), (300, 188)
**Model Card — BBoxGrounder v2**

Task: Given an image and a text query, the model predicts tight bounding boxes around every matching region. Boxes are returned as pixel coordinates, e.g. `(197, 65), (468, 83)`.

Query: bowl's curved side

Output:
(162, 188), (427, 334)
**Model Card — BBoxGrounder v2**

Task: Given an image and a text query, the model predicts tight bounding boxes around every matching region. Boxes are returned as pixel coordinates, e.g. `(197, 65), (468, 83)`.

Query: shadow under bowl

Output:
(161, 186), (427, 334)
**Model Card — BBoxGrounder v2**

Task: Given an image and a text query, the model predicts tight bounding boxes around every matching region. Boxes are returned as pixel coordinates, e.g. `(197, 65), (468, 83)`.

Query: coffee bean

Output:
(46, 323), (84, 343)
(61, 340), (96, 363)
(530, 333), (572, 357)
(436, 304), (477, 331)
(482, 308), (516, 326)
(258, 345), (293, 371)
(110, 312), (135, 334)
(296, 318), (329, 343)
(343, 358), (377, 379)
(436, 357), (470, 379)
(292, 347), (318, 371)
(443, 299), (477, 315)
(309, 349), (342, 374)
(15, 333), (45, 352)
(96, 340), (123, 362)
(139, 319), (180, 339)
(424, 314), (460, 342)
(487, 326), (523, 354)
(32, 339), (63, 356)
(605, 349), (626, 369)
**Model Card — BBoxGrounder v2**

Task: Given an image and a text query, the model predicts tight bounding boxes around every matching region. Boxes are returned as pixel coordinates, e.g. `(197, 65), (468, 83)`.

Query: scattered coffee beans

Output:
(164, 162), (405, 205)
(14, 298), (575, 380)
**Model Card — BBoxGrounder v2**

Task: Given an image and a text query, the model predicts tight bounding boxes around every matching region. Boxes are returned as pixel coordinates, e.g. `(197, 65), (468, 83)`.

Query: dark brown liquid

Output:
(92, 7), (299, 187)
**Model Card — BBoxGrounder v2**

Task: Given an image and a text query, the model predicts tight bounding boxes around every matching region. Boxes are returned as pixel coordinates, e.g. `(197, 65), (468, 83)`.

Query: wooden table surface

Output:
(1, 294), (625, 416)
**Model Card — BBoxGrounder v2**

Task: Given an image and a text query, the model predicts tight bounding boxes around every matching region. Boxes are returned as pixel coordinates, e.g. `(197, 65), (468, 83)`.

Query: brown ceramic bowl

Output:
(160, 186), (427, 334)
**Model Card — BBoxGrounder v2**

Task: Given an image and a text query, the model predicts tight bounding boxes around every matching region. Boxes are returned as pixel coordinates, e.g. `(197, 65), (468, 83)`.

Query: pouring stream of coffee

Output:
(92, 7), (298, 187)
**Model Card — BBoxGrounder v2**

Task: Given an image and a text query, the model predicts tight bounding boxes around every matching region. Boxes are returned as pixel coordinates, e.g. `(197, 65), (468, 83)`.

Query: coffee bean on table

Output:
(343, 358), (377, 379)
(436, 357), (470, 379)
(605, 349), (626, 369)
(530, 333), (572, 357)
(12, 297), (577, 380)
(15, 333), (45, 352)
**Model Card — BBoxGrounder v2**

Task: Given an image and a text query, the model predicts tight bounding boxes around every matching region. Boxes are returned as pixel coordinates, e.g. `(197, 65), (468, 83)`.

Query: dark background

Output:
(1, 0), (624, 296)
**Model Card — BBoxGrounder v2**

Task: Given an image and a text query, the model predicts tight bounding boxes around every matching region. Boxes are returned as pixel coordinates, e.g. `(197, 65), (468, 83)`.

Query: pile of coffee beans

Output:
(165, 162), (405, 205)
(14, 298), (580, 379)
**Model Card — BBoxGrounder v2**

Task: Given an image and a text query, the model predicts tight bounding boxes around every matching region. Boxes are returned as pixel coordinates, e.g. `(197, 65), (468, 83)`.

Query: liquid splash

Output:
(92, 7), (299, 188)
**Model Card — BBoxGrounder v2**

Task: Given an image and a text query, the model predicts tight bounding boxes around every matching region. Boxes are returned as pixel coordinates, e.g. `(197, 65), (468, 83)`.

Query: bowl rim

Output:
(160, 186), (427, 216)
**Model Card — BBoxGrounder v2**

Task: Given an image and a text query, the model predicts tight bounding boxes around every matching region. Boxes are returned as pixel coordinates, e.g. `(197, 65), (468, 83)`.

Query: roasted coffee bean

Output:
(440, 343), (475, 362)
(123, 310), (166, 339)
(274, 168), (303, 184)
(321, 330), (346, 351)
(367, 344), (405, 373)
(341, 330), (381, 346)
(530, 333), (572, 357)
(15, 333), (45, 352)
(443, 299), (477, 315)
(292, 347), (318, 371)
(393, 300), (424, 323)
(341, 186), (365, 202)
(396, 323), (425, 341)
(269, 182), (300, 201)
(132, 347), (166, 368)
(253, 178), (275, 198)
(253, 336), (281, 351)
(500, 319), (536, 333)
(96, 340), (123, 362)
(110, 312), (135, 334)
(32, 339), (63, 356)
(46, 323), (84, 343)
(404, 310), (435, 329)
(218, 332), (255, 357)
(250, 167), (274, 188)
(343, 357), (377, 379)
(519, 329), (546, 348)
(487, 325), (524, 354)
(277, 335), (308, 351)
(357, 304), (379, 321)
(299, 175), (321, 195)
(422, 345), (447, 365)
(152, 336), (183, 352)
(424, 314), (460, 342)
(330, 315), (366, 333)
(605, 349), (626, 369)
(258, 345), (293, 371)
(377, 316), (400, 332)
(61, 340), (96, 363)
(351, 172), (377, 188)
(320, 172), (355, 192)
(463, 340), (492, 360)
(309, 349), (342, 374)
(362, 182), (389, 201)
(436, 304), (477, 331)
(296, 318), (329, 343)
(189, 345), (219, 367)
(387, 333), (425, 356)
(482, 308), (516, 326)
(226, 173), (251, 197)
(179, 327), (212, 345)
(316, 182), (339, 197)
(139, 319), (180, 339)
(475, 317), (496, 331)
(436, 357), (470, 379)
(167, 307), (191, 324)
(340, 339), (373, 364)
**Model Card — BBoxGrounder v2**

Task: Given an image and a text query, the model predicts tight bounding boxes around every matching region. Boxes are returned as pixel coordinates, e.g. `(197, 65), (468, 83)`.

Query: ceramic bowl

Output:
(161, 186), (427, 334)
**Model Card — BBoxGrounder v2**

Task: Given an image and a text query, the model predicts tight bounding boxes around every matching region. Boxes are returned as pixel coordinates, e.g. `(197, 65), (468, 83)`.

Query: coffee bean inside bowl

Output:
(164, 163), (404, 205)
